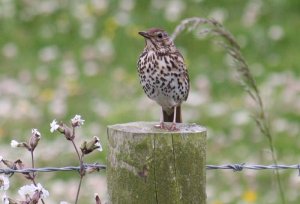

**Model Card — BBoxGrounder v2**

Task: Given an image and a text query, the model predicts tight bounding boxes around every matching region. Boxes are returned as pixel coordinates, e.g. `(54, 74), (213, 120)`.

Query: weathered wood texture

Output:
(107, 122), (206, 204)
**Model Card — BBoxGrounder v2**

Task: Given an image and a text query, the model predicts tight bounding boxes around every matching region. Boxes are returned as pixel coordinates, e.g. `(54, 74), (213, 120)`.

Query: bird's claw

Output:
(154, 122), (165, 129)
(154, 122), (179, 131)
(167, 123), (179, 131)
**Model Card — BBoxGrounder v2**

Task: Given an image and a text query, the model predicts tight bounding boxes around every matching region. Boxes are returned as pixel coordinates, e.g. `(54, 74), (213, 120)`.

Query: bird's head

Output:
(138, 28), (174, 52)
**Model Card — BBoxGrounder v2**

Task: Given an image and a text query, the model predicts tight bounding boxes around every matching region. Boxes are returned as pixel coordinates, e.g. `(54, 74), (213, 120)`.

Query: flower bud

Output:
(71, 115), (85, 128)
(31, 190), (42, 204)
(29, 129), (41, 151)
(85, 164), (101, 174)
(15, 160), (33, 180)
(63, 124), (74, 140)
(80, 136), (102, 155)
(2, 159), (15, 169)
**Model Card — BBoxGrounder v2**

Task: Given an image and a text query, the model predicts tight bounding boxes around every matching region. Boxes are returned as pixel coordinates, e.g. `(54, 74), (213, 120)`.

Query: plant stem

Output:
(75, 175), (84, 204)
(30, 150), (45, 204)
(71, 139), (81, 162)
(31, 150), (35, 179)
(70, 130), (85, 204)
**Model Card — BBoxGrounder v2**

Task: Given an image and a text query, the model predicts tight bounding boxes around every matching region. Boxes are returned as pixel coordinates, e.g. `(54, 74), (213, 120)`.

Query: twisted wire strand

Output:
(1, 163), (300, 174)
(206, 163), (300, 172)
(0, 163), (106, 174)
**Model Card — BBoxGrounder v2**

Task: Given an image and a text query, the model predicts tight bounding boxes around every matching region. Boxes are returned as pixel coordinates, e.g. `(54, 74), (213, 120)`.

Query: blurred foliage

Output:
(0, 0), (300, 203)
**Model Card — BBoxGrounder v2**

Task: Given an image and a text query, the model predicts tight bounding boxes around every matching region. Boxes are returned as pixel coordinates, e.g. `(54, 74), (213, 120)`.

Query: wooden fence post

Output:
(107, 122), (206, 204)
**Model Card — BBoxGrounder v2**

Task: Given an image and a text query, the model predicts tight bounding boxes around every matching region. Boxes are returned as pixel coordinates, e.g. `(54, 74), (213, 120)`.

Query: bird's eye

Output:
(157, 33), (163, 38)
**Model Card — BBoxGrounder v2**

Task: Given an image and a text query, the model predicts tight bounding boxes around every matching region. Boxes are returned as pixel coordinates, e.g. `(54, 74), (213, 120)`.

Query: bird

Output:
(137, 28), (190, 130)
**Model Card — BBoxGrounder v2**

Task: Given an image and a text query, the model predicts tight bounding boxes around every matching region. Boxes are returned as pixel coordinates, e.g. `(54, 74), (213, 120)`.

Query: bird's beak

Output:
(138, 31), (150, 39)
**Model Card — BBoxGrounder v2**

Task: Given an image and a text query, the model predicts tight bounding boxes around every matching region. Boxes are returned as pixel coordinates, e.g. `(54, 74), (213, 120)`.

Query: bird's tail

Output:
(163, 106), (182, 123)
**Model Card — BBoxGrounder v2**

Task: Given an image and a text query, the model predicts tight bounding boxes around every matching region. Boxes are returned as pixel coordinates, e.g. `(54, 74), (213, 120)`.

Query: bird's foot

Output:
(167, 123), (179, 131)
(154, 122), (166, 129)
(154, 122), (179, 131)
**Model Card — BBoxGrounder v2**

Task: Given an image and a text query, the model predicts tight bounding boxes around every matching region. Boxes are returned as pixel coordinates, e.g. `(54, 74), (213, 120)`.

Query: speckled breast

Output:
(137, 50), (189, 110)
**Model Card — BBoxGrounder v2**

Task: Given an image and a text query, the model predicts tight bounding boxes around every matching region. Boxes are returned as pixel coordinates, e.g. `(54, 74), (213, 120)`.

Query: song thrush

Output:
(137, 28), (190, 130)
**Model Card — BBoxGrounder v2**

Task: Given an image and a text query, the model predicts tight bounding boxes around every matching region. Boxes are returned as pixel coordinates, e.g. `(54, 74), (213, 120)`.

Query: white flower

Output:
(94, 136), (103, 152)
(18, 184), (36, 198)
(2, 194), (9, 204)
(50, 119), (60, 133)
(71, 115), (85, 127)
(35, 183), (49, 199)
(10, 140), (19, 148)
(18, 183), (49, 199)
(32, 128), (41, 137)
(0, 174), (9, 191)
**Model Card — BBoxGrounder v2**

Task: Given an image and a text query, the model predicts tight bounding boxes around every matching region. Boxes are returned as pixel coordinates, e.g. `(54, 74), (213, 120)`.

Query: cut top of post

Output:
(108, 121), (206, 134)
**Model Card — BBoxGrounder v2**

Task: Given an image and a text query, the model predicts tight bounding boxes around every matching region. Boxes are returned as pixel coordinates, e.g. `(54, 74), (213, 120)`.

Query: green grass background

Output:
(0, 0), (299, 203)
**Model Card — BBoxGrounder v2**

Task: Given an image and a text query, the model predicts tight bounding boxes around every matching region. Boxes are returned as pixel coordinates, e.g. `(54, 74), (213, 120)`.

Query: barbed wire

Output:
(1, 163), (300, 175)
(0, 163), (106, 174)
(206, 163), (300, 174)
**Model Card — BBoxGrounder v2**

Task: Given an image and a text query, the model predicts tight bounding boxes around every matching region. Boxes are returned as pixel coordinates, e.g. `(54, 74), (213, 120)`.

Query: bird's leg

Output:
(168, 106), (178, 131)
(154, 108), (165, 129)
(159, 110), (165, 129)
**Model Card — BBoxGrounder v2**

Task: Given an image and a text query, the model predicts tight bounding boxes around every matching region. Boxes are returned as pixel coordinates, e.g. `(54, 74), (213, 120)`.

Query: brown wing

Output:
(171, 50), (190, 102)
